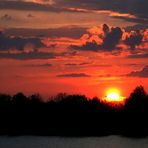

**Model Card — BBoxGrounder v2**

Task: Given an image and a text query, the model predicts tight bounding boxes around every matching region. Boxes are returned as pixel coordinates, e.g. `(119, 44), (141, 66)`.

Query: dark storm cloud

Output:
(55, 0), (148, 22)
(0, 31), (45, 51)
(57, 73), (91, 77)
(124, 31), (143, 49)
(70, 23), (148, 52)
(70, 25), (123, 51)
(127, 66), (148, 78)
(102, 27), (123, 50)
(4, 27), (87, 39)
(0, 52), (56, 60)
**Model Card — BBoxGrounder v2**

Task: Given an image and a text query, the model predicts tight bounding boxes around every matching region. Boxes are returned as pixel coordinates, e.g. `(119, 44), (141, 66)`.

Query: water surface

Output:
(0, 136), (148, 148)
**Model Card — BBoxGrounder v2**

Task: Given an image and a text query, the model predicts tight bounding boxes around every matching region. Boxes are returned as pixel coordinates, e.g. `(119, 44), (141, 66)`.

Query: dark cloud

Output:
(27, 14), (34, 18)
(65, 63), (77, 66)
(4, 27), (87, 39)
(1, 0), (148, 24)
(26, 63), (52, 67)
(102, 24), (110, 35)
(70, 24), (123, 51)
(55, 0), (148, 24)
(70, 40), (99, 51)
(125, 24), (148, 32)
(0, 52), (56, 60)
(124, 31), (143, 50)
(1, 14), (12, 21)
(120, 63), (139, 67)
(0, 0), (83, 13)
(0, 31), (45, 51)
(102, 27), (123, 50)
(127, 66), (148, 78)
(112, 16), (148, 25)
(65, 62), (90, 66)
(127, 53), (148, 59)
(70, 23), (148, 54)
(57, 73), (91, 77)
(79, 62), (90, 65)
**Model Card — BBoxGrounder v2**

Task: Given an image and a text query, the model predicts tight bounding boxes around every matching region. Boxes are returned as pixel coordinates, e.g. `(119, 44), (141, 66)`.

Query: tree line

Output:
(0, 86), (148, 137)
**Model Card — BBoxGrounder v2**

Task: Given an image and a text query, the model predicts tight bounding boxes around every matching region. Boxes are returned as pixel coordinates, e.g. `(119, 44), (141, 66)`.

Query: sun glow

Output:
(107, 92), (120, 101)
(103, 88), (125, 103)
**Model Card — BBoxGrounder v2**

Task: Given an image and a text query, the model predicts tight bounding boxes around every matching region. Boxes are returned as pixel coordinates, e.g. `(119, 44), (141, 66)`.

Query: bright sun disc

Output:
(107, 92), (120, 101)
(104, 88), (125, 103)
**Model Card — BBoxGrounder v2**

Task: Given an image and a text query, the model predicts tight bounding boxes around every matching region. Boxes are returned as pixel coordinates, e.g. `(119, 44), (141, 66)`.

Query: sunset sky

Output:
(0, 0), (147, 99)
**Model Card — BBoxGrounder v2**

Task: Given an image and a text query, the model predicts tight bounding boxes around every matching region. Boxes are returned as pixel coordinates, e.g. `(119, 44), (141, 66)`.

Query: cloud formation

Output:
(0, 31), (45, 51)
(65, 62), (90, 66)
(55, 0), (148, 24)
(0, 0), (82, 13)
(26, 63), (52, 67)
(1, 0), (148, 25)
(70, 24), (123, 51)
(124, 31), (143, 50)
(102, 26), (123, 50)
(1, 14), (12, 21)
(4, 27), (86, 39)
(127, 54), (148, 59)
(57, 73), (91, 77)
(70, 24), (147, 52)
(127, 66), (148, 78)
(0, 51), (56, 60)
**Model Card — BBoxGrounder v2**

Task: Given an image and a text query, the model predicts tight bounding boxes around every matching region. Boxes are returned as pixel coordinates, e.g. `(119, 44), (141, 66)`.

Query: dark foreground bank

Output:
(0, 86), (148, 137)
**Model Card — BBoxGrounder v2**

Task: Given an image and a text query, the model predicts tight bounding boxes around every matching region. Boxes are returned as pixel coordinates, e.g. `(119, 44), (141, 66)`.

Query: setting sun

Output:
(103, 88), (125, 103)
(107, 92), (120, 102)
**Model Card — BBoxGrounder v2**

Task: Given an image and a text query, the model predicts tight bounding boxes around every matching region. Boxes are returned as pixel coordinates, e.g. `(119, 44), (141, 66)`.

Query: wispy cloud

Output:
(56, 73), (91, 77)
(127, 66), (148, 78)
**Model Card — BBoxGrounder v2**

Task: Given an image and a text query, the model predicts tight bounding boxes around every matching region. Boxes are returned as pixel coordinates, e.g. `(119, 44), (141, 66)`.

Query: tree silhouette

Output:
(0, 86), (147, 137)
(12, 92), (28, 105)
(125, 86), (147, 111)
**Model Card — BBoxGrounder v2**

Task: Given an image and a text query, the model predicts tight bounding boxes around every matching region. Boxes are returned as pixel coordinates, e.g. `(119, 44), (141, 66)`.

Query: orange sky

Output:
(0, 0), (147, 100)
